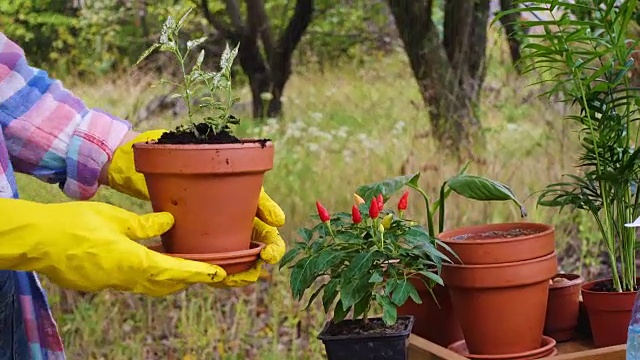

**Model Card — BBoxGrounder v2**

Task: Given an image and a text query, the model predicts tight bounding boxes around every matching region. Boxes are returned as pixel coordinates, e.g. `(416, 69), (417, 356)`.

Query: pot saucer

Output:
(146, 241), (265, 274)
(447, 336), (556, 359)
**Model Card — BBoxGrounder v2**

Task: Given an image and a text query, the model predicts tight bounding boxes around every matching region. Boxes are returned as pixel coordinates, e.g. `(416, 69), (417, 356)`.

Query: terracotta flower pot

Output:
(581, 277), (639, 348)
(441, 251), (558, 355)
(544, 273), (583, 342)
(133, 140), (274, 256)
(437, 222), (555, 265)
(397, 274), (463, 347)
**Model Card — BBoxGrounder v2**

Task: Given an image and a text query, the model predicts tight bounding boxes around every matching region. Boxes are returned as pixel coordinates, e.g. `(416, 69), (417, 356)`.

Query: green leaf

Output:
(220, 42), (239, 72)
(353, 293), (372, 319)
(369, 272), (383, 283)
(385, 277), (398, 296)
(315, 249), (344, 274)
(134, 43), (160, 66)
(340, 275), (372, 310)
(187, 37), (207, 51)
(408, 283), (423, 304)
(333, 299), (350, 322)
(289, 257), (316, 300)
(446, 174), (527, 217)
(419, 271), (444, 287)
(343, 252), (375, 280)
(376, 294), (397, 326)
(303, 283), (327, 310)
(356, 173), (420, 203)
(390, 278), (421, 306)
(322, 279), (340, 313)
(278, 247), (301, 270)
(176, 7), (193, 29)
(298, 228), (313, 242)
(194, 48), (205, 68)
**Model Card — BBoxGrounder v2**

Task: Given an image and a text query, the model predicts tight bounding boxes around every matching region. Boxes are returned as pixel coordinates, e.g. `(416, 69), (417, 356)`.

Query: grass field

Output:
(15, 30), (605, 359)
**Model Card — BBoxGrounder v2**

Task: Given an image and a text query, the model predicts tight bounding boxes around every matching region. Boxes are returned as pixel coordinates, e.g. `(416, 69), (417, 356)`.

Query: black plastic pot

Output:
(317, 316), (415, 360)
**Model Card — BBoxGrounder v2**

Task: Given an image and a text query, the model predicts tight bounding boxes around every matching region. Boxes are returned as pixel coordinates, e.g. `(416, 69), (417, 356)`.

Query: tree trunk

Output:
(498, 0), (525, 73)
(200, 0), (314, 119)
(387, 0), (489, 153)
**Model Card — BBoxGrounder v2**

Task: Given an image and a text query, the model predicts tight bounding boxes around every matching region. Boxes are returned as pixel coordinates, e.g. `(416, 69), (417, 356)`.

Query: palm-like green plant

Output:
(495, 0), (640, 292)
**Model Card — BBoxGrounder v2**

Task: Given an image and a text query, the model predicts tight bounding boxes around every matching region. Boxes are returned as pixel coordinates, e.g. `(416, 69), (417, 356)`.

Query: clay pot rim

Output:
(441, 251), (556, 270)
(447, 335), (556, 359)
(147, 241), (265, 260)
(581, 277), (640, 295)
(132, 139), (274, 150)
(550, 273), (584, 290)
(437, 222), (554, 245)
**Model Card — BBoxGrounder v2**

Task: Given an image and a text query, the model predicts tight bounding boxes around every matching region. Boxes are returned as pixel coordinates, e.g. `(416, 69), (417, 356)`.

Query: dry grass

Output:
(14, 30), (605, 359)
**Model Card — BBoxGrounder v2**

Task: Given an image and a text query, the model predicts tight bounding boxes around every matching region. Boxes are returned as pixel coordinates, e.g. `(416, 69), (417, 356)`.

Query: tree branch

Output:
(199, 0), (234, 37)
(270, 0), (314, 89)
(498, 0), (525, 73)
(225, 0), (244, 29)
(246, 0), (276, 63)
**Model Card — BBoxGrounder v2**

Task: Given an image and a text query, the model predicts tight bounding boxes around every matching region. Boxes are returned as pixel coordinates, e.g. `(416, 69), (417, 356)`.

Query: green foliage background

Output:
(0, 0), (437, 79)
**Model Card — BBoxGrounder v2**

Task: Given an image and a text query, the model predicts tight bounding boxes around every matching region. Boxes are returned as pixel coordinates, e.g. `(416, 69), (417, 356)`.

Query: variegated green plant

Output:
(135, 8), (240, 138)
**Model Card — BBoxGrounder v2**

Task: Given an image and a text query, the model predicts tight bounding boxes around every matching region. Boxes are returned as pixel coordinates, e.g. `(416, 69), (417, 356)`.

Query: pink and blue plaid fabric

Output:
(0, 33), (130, 359)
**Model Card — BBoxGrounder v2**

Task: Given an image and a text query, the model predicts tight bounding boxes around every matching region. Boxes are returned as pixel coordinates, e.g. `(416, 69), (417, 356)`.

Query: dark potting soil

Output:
(324, 318), (410, 337)
(155, 122), (269, 147)
(590, 279), (640, 293)
(451, 228), (542, 241)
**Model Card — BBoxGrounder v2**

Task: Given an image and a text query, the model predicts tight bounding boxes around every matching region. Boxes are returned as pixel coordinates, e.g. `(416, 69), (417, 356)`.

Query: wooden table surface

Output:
(408, 334), (627, 360)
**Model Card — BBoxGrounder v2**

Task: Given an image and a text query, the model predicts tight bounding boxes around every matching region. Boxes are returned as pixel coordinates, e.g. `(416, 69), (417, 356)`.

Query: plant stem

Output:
(408, 184), (434, 237)
(566, 28), (622, 291)
(363, 307), (369, 326)
(174, 46), (193, 125)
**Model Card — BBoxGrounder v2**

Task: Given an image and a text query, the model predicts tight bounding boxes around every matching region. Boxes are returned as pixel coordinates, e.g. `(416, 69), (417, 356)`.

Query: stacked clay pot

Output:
(437, 222), (558, 358)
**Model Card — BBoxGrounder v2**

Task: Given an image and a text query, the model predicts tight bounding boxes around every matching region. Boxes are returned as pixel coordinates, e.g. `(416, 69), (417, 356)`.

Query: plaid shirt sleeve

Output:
(0, 32), (131, 200)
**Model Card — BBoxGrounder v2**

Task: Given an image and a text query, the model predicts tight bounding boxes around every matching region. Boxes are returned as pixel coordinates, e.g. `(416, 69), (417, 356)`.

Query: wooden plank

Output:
(540, 345), (626, 360)
(554, 338), (595, 354)
(408, 334), (626, 360)
(408, 334), (468, 360)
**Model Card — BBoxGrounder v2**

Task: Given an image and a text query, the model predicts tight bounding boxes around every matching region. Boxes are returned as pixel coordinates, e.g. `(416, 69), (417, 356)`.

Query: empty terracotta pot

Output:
(544, 273), (583, 342)
(437, 222), (555, 265)
(442, 252), (558, 355)
(133, 140), (274, 255)
(581, 277), (638, 348)
(397, 274), (463, 347)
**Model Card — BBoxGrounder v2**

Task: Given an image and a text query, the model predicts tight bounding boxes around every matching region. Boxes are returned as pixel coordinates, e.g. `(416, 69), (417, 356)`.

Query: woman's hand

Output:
(0, 198), (227, 296)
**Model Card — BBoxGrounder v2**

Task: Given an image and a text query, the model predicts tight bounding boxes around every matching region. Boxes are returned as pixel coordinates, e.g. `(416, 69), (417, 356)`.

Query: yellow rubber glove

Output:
(108, 129), (286, 286)
(0, 198), (226, 296)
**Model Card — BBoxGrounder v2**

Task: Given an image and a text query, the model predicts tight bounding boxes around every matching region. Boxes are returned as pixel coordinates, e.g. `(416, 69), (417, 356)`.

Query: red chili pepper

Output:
(377, 194), (384, 209)
(352, 205), (362, 224)
(398, 191), (409, 211)
(316, 201), (330, 222)
(369, 198), (380, 219)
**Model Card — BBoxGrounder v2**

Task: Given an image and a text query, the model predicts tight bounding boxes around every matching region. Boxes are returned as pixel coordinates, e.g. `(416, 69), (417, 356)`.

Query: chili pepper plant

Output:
(280, 164), (527, 360)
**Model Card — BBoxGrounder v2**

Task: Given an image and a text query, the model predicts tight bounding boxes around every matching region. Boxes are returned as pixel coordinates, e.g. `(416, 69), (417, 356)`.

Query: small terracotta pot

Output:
(442, 252), (558, 355)
(437, 222), (555, 265)
(133, 141), (274, 255)
(581, 277), (638, 348)
(397, 274), (463, 347)
(544, 273), (583, 342)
